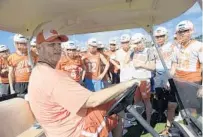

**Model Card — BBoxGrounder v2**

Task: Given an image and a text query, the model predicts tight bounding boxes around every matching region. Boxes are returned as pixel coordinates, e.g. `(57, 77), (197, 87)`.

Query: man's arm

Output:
(8, 66), (15, 94)
(110, 59), (120, 69)
(170, 62), (177, 76)
(98, 54), (110, 80)
(83, 79), (140, 108)
(81, 62), (86, 82)
(124, 51), (133, 65)
(134, 60), (156, 71)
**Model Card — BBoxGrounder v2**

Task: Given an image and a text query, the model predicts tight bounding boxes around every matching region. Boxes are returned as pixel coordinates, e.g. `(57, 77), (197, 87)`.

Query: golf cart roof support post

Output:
(27, 41), (34, 69)
(27, 21), (51, 69)
(197, 0), (202, 9)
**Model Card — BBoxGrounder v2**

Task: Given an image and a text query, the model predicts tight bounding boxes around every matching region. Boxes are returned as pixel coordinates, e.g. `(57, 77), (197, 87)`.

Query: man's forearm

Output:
(8, 67), (14, 91)
(170, 63), (177, 76)
(83, 79), (140, 108)
(8, 73), (14, 90)
(139, 61), (155, 71)
(81, 70), (86, 81)
(110, 59), (120, 69)
(100, 63), (110, 77)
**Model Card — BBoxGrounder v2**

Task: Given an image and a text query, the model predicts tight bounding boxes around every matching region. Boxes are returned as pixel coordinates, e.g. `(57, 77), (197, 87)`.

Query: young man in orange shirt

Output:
(8, 34), (37, 94)
(83, 38), (110, 91)
(56, 41), (85, 85)
(0, 45), (10, 96)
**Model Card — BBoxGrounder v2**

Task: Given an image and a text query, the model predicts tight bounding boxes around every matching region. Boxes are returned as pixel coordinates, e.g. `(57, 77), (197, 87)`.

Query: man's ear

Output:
(189, 29), (194, 35)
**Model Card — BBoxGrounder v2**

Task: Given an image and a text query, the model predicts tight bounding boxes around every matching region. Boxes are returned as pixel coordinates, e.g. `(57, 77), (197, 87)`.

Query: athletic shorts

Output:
(154, 72), (168, 88)
(168, 81), (201, 103)
(84, 79), (104, 92)
(0, 83), (10, 97)
(135, 80), (151, 100)
(81, 101), (118, 137)
(14, 82), (29, 94)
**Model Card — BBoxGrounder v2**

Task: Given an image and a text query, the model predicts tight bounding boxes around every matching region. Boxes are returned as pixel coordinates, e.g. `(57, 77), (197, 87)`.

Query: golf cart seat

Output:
(0, 98), (39, 137)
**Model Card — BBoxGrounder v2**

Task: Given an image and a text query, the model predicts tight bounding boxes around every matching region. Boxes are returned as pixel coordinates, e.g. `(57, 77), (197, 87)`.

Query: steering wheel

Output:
(106, 84), (138, 116)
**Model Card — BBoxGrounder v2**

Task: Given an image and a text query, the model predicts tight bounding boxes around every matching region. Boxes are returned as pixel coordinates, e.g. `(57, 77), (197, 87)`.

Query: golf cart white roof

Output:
(0, 0), (196, 35)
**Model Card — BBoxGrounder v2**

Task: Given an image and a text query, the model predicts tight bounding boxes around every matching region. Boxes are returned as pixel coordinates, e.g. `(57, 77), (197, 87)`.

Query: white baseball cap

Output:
(176, 20), (194, 32)
(30, 40), (36, 46)
(120, 34), (131, 43)
(13, 34), (29, 43)
(0, 45), (8, 52)
(98, 41), (105, 49)
(87, 38), (98, 47)
(131, 33), (145, 44)
(62, 41), (77, 50)
(109, 39), (117, 45)
(154, 27), (168, 36)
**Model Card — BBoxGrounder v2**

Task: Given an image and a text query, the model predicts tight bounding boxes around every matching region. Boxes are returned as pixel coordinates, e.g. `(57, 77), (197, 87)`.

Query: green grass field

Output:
(141, 123), (165, 137)
(123, 122), (166, 137)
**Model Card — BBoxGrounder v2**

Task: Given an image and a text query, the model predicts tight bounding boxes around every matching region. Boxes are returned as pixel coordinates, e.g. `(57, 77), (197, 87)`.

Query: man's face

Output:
(16, 42), (28, 54)
(66, 49), (77, 59)
(176, 29), (192, 44)
(44, 43), (62, 66)
(133, 41), (145, 52)
(121, 42), (130, 52)
(88, 45), (97, 54)
(155, 35), (166, 46)
(0, 50), (9, 58)
(110, 44), (116, 51)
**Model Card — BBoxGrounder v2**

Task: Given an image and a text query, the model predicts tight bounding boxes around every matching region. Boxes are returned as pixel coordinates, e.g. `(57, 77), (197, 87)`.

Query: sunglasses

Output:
(66, 49), (76, 51)
(121, 42), (129, 44)
(155, 35), (165, 39)
(133, 41), (142, 45)
(177, 29), (190, 34)
(0, 50), (7, 53)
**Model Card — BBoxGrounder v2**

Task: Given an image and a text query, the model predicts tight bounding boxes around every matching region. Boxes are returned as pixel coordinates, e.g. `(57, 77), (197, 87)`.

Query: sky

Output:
(0, 2), (202, 52)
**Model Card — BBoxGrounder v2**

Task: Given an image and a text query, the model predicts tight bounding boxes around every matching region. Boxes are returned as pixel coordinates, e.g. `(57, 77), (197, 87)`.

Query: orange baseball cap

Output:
(36, 29), (68, 44)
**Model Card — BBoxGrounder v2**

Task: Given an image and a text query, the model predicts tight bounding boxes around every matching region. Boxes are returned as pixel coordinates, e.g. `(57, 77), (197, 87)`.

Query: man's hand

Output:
(197, 87), (203, 98)
(134, 60), (143, 68)
(1, 68), (8, 73)
(126, 78), (141, 88)
(10, 89), (16, 94)
(97, 75), (105, 81)
(79, 80), (85, 87)
(164, 81), (170, 90)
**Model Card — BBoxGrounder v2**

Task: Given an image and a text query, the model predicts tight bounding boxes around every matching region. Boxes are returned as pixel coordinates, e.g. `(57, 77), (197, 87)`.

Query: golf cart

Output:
(0, 0), (202, 137)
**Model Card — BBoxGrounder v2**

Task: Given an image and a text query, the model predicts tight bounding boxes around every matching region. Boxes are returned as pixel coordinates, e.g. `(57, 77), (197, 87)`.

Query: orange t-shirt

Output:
(56, 56), (83, 82)
(0, 57), (9, 83)
(83, 52), (101, 80)
(28, 64), (92, 137)
(7, 53), (36, 82)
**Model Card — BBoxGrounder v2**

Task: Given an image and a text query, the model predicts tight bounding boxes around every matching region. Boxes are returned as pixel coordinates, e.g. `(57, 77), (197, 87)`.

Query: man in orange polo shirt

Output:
(0, 45), (10, 96)
(8, 34), (37, 94)
(28, 29), (139, 137)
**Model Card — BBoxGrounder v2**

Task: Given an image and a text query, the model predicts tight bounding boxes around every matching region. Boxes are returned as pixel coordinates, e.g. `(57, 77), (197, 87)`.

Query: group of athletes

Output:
(0, 19), (202, 136)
